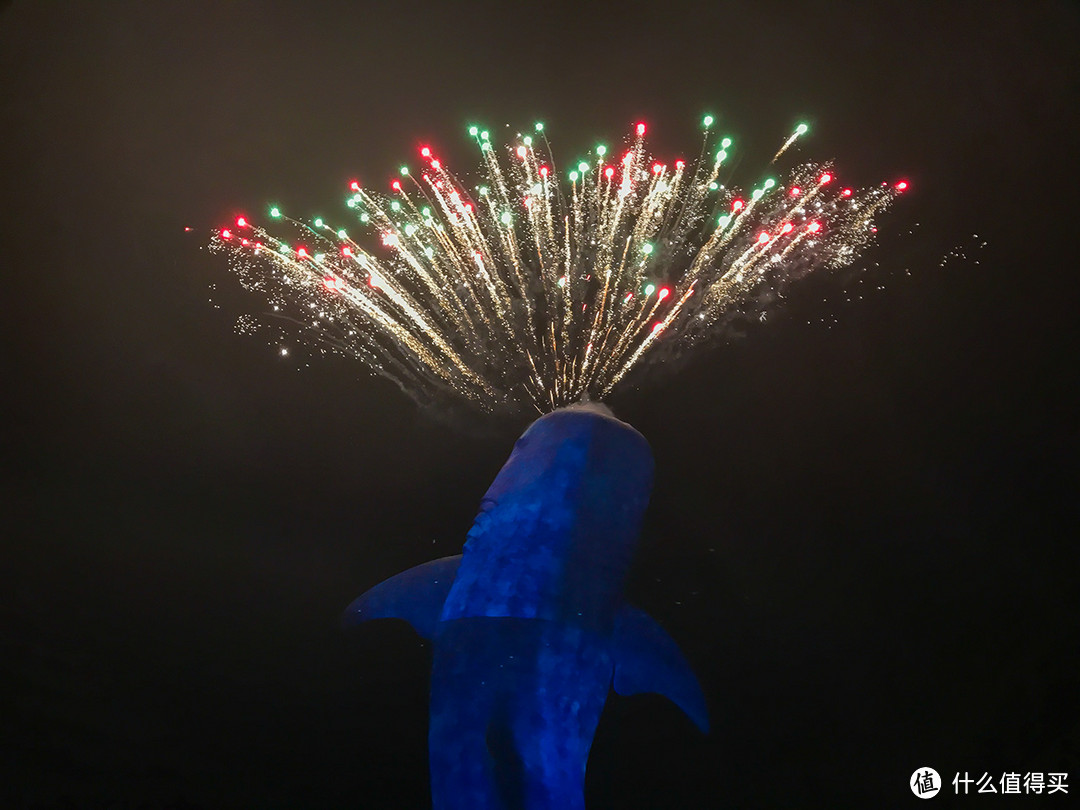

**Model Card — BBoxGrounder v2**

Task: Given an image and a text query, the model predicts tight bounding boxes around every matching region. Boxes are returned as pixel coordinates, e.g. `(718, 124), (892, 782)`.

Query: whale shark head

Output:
(442, 402), (655, 629)
(479, 402), (653, 532)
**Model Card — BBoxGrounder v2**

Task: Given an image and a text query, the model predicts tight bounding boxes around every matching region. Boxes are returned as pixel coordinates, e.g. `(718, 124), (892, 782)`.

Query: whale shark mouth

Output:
(551, 400), (615, 419)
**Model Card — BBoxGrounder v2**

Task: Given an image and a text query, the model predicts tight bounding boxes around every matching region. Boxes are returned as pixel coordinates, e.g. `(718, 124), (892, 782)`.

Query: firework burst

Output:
(211, 117), (906, 414)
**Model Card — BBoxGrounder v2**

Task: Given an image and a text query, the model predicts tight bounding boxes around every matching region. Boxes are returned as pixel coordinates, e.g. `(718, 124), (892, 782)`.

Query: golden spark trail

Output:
(771, 123), (809, 163)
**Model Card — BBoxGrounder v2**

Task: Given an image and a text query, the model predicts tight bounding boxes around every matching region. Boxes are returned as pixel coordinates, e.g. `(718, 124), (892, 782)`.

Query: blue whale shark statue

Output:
(344, 403), (708, 810)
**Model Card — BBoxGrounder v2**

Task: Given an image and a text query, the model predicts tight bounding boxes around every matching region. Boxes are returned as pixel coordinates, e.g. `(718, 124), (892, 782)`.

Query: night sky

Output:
(2, 2), (1078, 808)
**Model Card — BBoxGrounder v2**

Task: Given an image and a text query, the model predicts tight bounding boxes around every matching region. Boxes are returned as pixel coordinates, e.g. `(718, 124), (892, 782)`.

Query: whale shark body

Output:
(344, 404), (707, 810)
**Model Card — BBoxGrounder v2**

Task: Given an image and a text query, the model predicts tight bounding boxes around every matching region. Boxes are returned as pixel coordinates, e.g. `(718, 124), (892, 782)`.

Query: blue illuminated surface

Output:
(344, 405), (707, 809)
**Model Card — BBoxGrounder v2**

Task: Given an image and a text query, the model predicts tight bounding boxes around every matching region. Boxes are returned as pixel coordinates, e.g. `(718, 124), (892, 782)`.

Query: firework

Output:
(211, 117), (906, 414)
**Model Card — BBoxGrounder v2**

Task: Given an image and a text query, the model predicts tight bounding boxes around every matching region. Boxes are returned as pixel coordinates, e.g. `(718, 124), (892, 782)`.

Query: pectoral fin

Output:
(341, 555), (462, 640)
(611, 605), (709, 733)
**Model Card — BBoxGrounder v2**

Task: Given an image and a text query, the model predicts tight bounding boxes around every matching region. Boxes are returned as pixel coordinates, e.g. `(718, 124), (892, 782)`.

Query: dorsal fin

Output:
(341, 555), (462, 640)
(611, 605), (709, 733)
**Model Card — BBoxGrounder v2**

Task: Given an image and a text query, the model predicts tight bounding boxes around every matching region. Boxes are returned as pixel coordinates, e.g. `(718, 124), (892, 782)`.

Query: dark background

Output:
(2, 1), (1077, 807)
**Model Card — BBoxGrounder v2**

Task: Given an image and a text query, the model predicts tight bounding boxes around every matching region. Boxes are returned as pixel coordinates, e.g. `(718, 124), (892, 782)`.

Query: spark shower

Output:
(212, 117), (906, 413)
